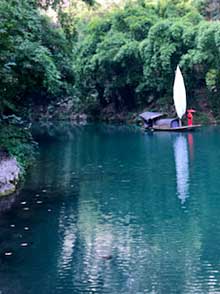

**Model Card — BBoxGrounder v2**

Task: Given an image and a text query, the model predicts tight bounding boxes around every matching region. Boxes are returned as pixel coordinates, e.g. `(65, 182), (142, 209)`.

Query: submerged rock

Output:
(0, 157), (20, 197)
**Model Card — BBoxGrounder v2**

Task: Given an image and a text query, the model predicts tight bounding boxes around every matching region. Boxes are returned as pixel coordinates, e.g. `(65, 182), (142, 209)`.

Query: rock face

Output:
(0, 157), (20, 197)
(29, 98), (88, 123)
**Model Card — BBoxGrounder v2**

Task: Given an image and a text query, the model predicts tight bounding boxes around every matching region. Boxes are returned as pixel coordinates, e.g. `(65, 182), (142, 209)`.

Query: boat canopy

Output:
(155, 118), (179, 128)
(139, 112), (165, 122)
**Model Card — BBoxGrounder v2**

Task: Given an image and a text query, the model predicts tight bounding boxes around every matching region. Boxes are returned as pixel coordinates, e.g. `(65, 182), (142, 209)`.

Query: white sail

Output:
(173, 66), (186, 119)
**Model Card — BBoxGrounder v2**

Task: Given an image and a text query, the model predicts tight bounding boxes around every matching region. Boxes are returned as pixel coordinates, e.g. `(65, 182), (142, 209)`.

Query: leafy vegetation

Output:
(0, 121), (37, 171)
(73, 0), (220, 115)
(0, 0), (76, 115)
(1, 0), (220, 118)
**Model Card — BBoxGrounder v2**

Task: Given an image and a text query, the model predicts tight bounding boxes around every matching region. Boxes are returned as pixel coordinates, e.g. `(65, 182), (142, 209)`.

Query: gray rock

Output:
(0, 157), (20, 197)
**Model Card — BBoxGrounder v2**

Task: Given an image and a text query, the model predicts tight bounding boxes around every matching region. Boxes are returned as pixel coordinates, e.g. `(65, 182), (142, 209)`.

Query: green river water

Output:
(0, 124), (219, 294)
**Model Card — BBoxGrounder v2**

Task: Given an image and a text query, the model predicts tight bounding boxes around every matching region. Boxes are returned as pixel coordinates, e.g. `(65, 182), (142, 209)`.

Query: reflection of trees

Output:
(50, 127), (211, 293)
(24, 125), (220, 293)
(66, 174), (204, 294)
(28, 123), (84, 192)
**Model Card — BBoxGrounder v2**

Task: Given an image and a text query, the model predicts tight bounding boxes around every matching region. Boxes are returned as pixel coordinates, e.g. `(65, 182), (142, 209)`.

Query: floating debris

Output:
(21, 201), (27, 205)
(10, 224), (15, 228)
(36, 200), (43, 204)
(48, 209), (52, 212)
(20, 243), (28, 247)
(24, 227), (29, 231)
(42, 189), (47, 193)
(4, 252), (13, 256)
(23, 207), (29, 211)
(71, 185), (74, 188)
(35, 194), (40, 197)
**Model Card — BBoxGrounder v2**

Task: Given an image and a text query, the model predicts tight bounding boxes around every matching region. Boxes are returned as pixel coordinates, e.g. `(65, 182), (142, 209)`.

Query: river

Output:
(0, 124), (220, 294)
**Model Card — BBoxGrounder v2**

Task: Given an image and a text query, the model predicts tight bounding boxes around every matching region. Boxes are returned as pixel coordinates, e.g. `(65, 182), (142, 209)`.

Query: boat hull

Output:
(145, 125), (201, 132)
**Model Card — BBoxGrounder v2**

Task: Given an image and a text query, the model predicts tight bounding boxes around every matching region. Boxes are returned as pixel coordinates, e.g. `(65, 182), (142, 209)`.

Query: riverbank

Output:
(27, 96), (217, 126)
(0, 99), (216, 198)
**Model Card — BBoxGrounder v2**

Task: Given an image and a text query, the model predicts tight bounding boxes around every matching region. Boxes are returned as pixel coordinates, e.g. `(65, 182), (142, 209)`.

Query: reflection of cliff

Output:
(173, 135), (189, 204)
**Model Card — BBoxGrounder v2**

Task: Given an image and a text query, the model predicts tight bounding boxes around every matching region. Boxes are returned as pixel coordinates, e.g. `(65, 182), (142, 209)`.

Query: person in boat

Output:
(187, 109), (195, 126)
(187, 111), (193, 126)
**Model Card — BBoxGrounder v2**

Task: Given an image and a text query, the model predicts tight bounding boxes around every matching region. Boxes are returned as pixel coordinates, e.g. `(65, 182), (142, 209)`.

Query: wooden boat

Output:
(152, 124), (201, 132)
(139, 112), (201, 132)
(140, 66), (201, 132)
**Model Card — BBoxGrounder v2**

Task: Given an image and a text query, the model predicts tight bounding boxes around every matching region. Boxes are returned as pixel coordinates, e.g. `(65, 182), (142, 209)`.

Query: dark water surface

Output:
(0, 124), (220, 293)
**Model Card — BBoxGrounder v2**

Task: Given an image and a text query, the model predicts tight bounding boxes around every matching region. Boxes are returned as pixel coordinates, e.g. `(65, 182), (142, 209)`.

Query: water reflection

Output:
(57, 203), (77, 272)
(1, 125), (220, 294)
(173, 135), (190, 204)
(188, 133), (194, 162)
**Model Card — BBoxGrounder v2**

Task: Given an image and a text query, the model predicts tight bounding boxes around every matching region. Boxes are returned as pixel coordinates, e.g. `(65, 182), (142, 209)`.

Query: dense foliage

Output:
(1, 0), (220, 117)
(0, 120), (37, 170)
(75, 5), (146, 112)
(74, 0), (220, 114)
(0, 0), (77, 115)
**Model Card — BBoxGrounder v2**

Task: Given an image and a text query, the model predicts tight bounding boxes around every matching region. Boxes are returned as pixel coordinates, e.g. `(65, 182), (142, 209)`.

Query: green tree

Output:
(0, 0), (75, 113)
(182, 21), (220, 113)
(74, 0), (204, 112)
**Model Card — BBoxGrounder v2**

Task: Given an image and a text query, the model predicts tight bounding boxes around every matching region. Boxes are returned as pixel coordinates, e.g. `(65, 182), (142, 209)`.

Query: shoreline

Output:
(0, 115), (216, 198)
